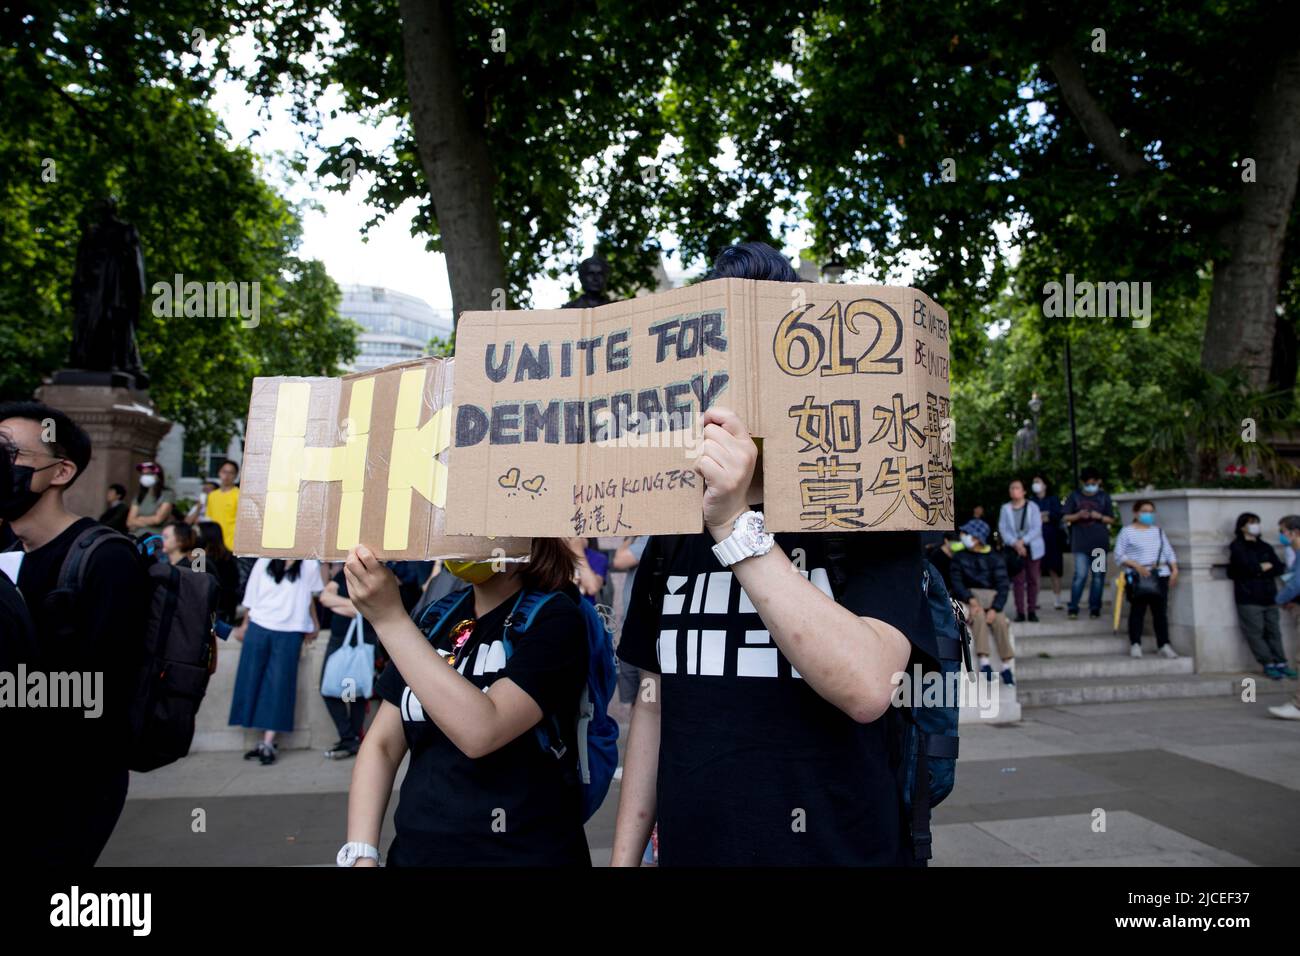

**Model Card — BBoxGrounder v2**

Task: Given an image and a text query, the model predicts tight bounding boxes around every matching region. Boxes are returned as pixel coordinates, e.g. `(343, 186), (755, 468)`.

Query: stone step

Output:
(1016, 634), (1153, 657)
(1014, 655), (1194, 681)
(1006, 616), (1120, 639)
(1017, 674), (1239, 707)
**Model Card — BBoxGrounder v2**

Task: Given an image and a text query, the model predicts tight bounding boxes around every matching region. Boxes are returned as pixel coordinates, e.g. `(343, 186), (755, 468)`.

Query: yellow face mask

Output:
(443, 559), (497, 584)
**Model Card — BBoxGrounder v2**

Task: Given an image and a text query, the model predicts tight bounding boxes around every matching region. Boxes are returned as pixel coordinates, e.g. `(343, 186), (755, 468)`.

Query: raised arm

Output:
(695, 407), (911, 724)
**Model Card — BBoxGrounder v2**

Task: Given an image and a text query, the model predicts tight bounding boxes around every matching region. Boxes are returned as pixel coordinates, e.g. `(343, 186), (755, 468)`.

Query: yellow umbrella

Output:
(1113, 572), (1125, 633)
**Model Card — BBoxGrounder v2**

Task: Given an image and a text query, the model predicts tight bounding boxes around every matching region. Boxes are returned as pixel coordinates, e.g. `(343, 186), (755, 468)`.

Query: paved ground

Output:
(100, 686), (1300, 866)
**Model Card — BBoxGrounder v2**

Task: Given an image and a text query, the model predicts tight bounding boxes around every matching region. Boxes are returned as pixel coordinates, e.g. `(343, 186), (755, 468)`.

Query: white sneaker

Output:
(1268, 702), (1300, 721)
(1158, 644), (1179, 659)
(1129, 644), (1143, 658)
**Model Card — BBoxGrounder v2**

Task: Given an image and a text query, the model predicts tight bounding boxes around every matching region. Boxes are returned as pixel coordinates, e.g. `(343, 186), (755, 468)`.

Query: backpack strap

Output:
(415, 587), (473, 642)
(57, 524), (131, 593)
(500, 589), (573, 762)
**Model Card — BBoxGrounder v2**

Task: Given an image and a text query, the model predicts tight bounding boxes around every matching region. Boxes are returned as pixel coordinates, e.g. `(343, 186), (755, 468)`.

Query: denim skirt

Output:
(228, 621), (302, 733)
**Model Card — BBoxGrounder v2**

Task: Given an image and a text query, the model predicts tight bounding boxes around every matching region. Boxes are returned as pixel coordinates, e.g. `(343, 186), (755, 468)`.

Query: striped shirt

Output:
(1114, 525), (1177, 576)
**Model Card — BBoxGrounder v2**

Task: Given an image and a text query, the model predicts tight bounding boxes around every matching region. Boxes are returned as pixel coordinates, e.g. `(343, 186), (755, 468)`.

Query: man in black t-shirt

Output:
(1, 401), (147, 865)
(610, 242), (938, 867)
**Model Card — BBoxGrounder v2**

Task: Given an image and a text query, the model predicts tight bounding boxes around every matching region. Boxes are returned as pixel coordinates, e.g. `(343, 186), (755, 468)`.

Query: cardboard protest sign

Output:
(232, 356), (530, 561)
(445, 279), (952, 536)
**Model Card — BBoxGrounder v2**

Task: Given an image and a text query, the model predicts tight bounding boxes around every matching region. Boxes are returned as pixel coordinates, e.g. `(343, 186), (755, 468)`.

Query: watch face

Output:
(738, 512), (767, 551)
(338, 844), (355, 866)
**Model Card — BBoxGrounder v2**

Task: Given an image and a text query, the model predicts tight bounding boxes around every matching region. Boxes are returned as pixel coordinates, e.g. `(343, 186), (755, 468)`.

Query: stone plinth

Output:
(34, 377), (173, 519)
(1113, 489), (1300, 673)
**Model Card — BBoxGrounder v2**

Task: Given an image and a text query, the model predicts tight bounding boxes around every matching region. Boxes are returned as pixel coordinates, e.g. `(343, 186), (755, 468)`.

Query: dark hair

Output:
(218, 459), (239, 475)
(109, 483), (127, 499)
(1132, 499), (1156, 514)
(520, 539), (578, 593)
(0, 400), (92, 487)
(1281, 515), (1300, 533)
(705, 242), (800, 283)
(267, 559), (302, 583)
(196, 520), (230, 562)
(136, 464), (167, 504)
(1081, 467), (1102, 482)
(1234, 512), (1262, 538)
(164, 521), (197, 554)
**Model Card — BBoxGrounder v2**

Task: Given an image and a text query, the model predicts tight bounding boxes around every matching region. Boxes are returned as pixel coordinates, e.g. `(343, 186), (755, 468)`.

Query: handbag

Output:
(321, 614), (375, 700)
(1003, 505), (1028, 578)
(1124, 535), (1165, 599)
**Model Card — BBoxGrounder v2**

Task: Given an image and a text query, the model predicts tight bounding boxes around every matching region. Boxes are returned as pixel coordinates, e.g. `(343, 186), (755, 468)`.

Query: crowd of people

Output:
(2, 243), (1299, 869)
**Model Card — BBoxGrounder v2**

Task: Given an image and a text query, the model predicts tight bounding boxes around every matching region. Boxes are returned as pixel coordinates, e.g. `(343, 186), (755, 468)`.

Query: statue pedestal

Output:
(35, 374), (173, 520)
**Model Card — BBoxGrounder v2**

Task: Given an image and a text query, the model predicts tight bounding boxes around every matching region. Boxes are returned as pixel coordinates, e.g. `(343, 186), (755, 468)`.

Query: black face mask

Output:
(0, 450), (60, 522)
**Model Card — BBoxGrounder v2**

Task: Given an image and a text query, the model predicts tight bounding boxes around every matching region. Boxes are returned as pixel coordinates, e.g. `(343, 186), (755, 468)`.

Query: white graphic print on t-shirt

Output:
(400, 639), (508, 722)
(655, 567), (834, 679)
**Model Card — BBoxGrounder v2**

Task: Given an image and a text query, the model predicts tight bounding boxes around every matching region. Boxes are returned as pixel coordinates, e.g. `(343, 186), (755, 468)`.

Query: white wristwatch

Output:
(711, 510), (775, 567)
(337, 841), (380, 867)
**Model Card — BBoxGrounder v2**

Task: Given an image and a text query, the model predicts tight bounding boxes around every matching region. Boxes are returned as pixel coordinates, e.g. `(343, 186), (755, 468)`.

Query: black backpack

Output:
(53, 525), (220, 772)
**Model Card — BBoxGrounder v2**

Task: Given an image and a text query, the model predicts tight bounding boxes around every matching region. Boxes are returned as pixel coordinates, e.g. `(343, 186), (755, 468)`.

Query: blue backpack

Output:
(895, 562), (971, 861)
(416, 587), (620, 823)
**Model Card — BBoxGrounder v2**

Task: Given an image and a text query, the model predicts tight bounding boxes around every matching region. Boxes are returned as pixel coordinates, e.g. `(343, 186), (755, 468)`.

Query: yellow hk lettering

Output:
(263, 379), (374, 550)
(384, 368), (453, 550)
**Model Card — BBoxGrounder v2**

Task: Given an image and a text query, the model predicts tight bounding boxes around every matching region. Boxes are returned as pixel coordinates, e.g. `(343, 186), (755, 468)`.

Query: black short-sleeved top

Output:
(618, 523), (935, 866)
(375, 586), (591, 866)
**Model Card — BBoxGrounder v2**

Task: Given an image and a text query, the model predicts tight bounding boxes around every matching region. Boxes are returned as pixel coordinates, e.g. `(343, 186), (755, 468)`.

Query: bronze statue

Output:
(1013, 417), (1039, 466)
(561, 255), (611, 309)
(69, 197), (148, 387)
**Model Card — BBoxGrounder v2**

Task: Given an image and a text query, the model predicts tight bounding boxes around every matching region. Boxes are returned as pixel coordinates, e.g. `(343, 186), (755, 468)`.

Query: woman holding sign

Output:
(338, 540), (593, 867)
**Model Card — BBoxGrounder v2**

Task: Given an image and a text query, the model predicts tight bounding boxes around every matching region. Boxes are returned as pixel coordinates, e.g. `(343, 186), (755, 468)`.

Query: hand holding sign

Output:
(695, 406), (758, 536)
(343, 544), (405, 629)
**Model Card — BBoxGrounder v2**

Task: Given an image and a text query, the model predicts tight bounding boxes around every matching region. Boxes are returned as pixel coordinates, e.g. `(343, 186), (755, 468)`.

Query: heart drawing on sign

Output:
(498, 467), (521, 489)
(521, 475), (545, 494)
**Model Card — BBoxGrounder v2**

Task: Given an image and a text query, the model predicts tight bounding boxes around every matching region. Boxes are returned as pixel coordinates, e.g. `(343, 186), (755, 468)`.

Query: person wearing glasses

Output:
(0, 400), (148, 864)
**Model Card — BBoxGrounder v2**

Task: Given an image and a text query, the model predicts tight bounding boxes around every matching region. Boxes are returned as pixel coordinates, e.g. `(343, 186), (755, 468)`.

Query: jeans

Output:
(1069, 551), (1106, 613)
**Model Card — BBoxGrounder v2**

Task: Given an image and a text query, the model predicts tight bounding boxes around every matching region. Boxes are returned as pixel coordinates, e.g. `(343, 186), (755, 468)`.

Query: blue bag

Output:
(321, 615), (374, 700)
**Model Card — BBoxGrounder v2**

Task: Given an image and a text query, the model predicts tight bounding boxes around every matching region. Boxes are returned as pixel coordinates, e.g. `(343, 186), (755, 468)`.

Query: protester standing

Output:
(611, 243), (937, 867)
(1269, 519), (1300, 719)
(0, 401), (147, 865)
(1062, 467), (1116, 619)
(204, 459), (241, 551)
(1032, 475), (1065, 610)
(197, 520), (241, 636)
(1114, 500), (1179, 659)
(318, 568), (378, 759)
(160, 520), (198, 567)
(1228, 512), (1290, 678)
(999, 479), (1043, 623)
(341, 539), (591, 866)
(229, 558), (323, 765)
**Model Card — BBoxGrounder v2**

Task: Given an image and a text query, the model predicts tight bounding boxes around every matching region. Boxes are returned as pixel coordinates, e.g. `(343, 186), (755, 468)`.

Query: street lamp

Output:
(821, 259), (846, 283)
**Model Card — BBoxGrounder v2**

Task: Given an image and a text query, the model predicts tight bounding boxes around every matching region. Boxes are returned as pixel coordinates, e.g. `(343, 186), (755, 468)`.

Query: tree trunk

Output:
(398, 0), (508, 322)
(1201, 42), (1300, 391)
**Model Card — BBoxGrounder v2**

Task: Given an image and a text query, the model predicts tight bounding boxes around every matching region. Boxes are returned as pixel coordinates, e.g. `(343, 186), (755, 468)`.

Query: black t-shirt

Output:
(15, 517), (146, 774)
(375, 586), (591, 866)
(619, 525), (936, 866)
(327, 570), (379, 644)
